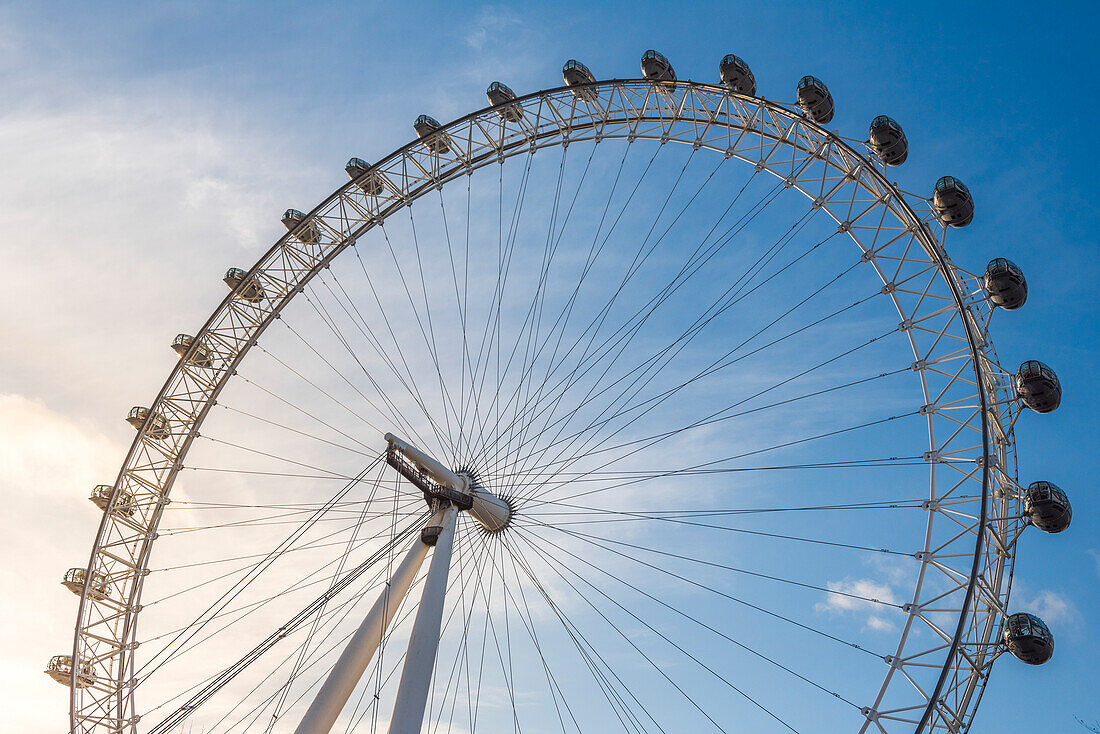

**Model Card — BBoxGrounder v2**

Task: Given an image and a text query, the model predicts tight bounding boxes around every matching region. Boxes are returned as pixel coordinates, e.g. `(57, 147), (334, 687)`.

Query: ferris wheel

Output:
(51, 50), (1071, 734)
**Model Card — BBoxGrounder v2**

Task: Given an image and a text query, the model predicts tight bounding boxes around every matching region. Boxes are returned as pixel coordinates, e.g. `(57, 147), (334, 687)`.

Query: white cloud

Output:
(464, 6), (523, 50)
(865, 615), (896, 633)
(1012, 588), (1079, 627)
(0, 394), (123, 733)
(815, 577), (901, 633)
(816, 577), (899, 611)
(867, 554), (915, 586)
(0, 20), (346, 730)
(0, 77), (328, 427)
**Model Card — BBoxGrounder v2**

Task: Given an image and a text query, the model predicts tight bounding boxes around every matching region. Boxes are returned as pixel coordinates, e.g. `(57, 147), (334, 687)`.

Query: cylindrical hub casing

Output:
(469, 487), (511, 533)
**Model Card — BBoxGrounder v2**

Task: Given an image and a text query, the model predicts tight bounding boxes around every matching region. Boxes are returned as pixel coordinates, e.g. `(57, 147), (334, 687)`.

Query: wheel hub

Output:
(384, 432), (512, 532)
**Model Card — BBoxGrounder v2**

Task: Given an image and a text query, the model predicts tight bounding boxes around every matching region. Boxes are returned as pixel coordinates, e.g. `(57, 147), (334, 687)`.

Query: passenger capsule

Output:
(127, 406), (170, 441)
(281, 208), (321, 245)
(640, 49), (676, 83)
(414, 115), (451, 154)
(932, 176), (974, 228)
(224, 267), (265, 303)
(1003, 612), (1054, 665)
(62, 568), (111, 601)
(90, 484), (135, 517)
(486, 82), (524, 122)
(563, 59), (598, 102)
(172, 334), (214, 368)
(345, 157), (384, 196)
(1023, 480), (1072, 533)
(45, 655), (97, 688)
(796, 75), (834, 124)
(719, 54), (756, 95)
(1015, 360), (1062, 413)
(868, 115), (908, 166)
(983, 258), (1027, 310)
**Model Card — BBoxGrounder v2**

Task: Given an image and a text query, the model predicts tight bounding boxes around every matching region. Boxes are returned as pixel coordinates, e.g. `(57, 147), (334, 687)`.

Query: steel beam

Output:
(387, 503), (458, 734)
(293, 509), (442, 734)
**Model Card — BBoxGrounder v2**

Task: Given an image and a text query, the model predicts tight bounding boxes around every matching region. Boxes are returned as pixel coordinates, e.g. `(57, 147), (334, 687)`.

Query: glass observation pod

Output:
(869, 115), (909, 166)
(345, 157), (384, 196)
(1015, 360), (1062, 413)
(281, 208), (321, 245)
(640, 49), (676, 83)
(45, 655), (97, 688)
(932, 176), (974, 228)
(983, 257), (1028, 310)
(62, 567), (111, 601)
(562, 59), (598, 102)
(126, 406), (170, 441)
(1003, 612), (1054, 665)
(224, 267), (265, 303)
(89, 484), (135, 516)
(486, 82), (524, 122)
(1023, 480), (1072, 533)
(796, 75), (834, 124)
(414, 115), (451, 154)
(719, 54), (756, 95)
(171, 334), (214, 368)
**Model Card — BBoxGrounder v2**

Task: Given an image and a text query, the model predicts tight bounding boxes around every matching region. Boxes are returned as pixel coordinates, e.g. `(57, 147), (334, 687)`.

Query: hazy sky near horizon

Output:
(1, 1), (1098, 732)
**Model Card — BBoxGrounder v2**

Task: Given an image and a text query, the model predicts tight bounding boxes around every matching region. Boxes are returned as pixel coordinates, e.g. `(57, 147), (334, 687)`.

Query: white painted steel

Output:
(385, 432), (468, 493)
(386, 432), (512, 532)
(68, 79), (1028, 734)
(292, 518), (435, 734)
(387, 504), (458, 734)
(467, 486), (511, 533)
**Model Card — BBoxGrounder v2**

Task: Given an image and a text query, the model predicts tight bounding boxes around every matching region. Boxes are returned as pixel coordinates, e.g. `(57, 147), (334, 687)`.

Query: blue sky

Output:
(1, 1), (1097, 732)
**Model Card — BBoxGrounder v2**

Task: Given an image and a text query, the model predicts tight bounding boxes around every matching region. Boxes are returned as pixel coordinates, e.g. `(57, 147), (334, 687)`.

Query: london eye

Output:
(53, 51), (1068, 734)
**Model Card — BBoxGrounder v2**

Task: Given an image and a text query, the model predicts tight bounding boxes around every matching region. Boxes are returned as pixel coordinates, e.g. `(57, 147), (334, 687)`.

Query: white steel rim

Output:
(69, 78), (1025, 734)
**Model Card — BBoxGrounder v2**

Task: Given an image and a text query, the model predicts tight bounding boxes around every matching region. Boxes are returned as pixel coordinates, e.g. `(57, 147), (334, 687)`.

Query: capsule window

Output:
(935, 176), (967, 193)
(346, 157), (370, 175)
(563, 60), (593, 79)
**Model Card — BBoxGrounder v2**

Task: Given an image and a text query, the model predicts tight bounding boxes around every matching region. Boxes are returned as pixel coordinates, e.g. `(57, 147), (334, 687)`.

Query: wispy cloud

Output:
(0, 394), (123, 733)
(0, 24), (333, 728)
(1012, 588), (1080, 627)
(0, 74), (316, 425)
(464, 5), (523, 50)
(815, 577), (901, 633)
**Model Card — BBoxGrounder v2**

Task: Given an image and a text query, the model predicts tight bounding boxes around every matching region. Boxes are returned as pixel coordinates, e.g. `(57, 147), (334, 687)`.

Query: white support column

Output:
(387, 503), (459, 734)
(293, 515), (439, 734)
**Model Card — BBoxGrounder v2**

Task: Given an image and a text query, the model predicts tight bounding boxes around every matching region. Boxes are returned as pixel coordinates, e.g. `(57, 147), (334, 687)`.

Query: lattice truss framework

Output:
(70, 80), (1027, 734)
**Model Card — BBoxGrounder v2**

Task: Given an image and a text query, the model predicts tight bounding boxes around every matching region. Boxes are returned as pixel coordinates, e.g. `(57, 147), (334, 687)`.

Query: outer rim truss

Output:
(69, 78), (1018, 734)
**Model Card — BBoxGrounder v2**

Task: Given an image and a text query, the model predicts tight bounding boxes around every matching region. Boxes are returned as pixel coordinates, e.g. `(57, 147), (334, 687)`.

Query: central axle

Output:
(384, 432), (512, 533)
(294, 434), (513, 734)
